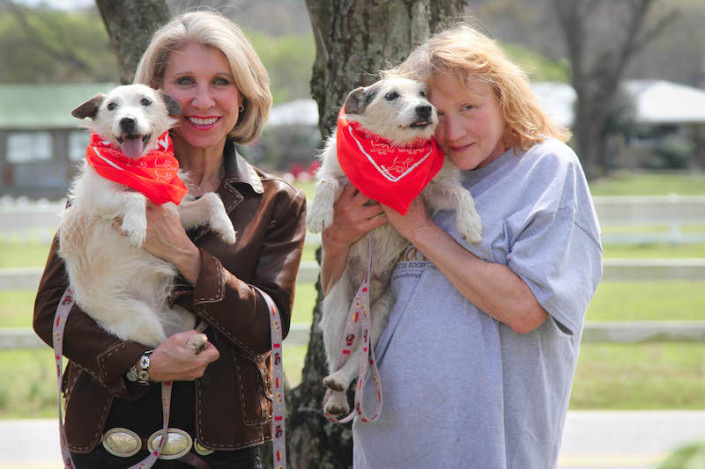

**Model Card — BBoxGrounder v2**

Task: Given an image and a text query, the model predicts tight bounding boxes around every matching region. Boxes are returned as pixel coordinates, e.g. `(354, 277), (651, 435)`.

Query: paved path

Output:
(1, 411), (704, 468)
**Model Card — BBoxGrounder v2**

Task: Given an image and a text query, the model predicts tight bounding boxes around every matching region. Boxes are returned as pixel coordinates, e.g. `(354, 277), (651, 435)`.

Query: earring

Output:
(239, 105), (245, 112)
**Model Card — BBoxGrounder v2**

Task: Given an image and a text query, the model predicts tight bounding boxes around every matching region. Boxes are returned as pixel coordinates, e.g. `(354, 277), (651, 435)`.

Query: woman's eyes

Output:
(174, 77), (231, 86)
(175, 77), (194, 86)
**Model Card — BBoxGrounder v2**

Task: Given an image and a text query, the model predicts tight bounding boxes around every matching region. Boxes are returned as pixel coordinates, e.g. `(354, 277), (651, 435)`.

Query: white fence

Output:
(594, 195), (705, 244)
(2, 195), (705, 244)
(1, 195), (704, 348)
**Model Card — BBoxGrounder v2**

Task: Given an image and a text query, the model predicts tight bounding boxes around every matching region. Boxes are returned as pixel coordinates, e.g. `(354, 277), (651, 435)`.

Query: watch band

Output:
(126, 350), (153, 385)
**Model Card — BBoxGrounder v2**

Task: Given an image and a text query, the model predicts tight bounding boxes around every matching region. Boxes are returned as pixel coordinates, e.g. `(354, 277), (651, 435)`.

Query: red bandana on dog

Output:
(336, 110), (444, 215)
(85, 132), (188, 205)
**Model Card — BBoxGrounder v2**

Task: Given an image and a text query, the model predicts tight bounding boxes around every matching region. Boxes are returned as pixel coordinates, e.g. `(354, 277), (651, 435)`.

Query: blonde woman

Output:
(34, 11), (306, 468)
(321, 25), (602, 468)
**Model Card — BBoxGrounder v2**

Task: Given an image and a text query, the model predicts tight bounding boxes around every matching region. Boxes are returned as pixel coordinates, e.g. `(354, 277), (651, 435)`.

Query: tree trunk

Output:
(95, 0), (171, 84)
(286, 2), (464, 468)
(550, 0), (677, 179)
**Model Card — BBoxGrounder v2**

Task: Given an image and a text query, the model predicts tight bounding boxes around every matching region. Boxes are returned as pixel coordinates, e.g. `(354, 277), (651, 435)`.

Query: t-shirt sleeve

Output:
(507, 207), (602, 335)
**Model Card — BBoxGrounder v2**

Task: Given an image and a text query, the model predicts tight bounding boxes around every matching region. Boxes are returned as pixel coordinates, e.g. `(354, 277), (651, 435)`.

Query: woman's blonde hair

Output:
(385, 24), (570, 150)
(134, 10), (272, 145)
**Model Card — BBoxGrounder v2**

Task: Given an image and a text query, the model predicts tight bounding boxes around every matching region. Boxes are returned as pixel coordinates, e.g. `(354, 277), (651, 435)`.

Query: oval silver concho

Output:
(102, 428), (142, 458)
(147, 428), (193, 460)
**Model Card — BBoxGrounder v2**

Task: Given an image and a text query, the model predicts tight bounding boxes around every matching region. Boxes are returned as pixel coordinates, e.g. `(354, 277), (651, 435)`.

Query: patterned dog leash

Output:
(52, 286), (287, 469)
(253, 286), (288, 469)
(324, 233), (384, 424)
(53, 288), (173, 468)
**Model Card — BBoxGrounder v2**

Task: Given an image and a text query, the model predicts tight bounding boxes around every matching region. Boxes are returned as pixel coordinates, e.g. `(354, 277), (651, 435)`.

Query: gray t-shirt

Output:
(352, 138), (603, 469)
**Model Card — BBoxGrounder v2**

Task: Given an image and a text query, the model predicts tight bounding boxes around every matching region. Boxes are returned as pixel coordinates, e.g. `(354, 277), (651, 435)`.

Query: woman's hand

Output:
(381, 195), (433, 245)
(148, 330), (220, 382)
(320, 183), (387, 294)
(113, 201), (201, 284)
(323, 183), (387, 251)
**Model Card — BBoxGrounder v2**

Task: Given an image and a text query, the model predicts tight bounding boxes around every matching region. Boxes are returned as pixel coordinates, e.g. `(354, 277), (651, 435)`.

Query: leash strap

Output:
(324, 233), (384, 424)
(53, 286), (287, 469)
(253, 286), (287, 469)
(52, 288), (173, 469)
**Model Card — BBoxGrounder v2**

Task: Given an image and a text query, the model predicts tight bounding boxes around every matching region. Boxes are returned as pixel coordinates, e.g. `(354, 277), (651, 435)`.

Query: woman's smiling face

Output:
(160, 42), (243, 154)
(429, 73), (508, 171)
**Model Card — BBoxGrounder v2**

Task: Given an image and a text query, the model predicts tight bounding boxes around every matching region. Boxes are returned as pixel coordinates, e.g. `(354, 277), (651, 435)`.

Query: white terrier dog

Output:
(307, 77), (483, 417)
(59, 84), (236, 348)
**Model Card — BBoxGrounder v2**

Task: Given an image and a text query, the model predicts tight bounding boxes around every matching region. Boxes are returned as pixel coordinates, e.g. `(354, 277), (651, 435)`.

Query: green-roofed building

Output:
(0, 83), (115, 198)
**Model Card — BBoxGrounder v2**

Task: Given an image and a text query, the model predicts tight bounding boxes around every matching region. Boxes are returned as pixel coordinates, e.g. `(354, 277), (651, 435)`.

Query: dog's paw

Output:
(323, 375), (347, 392)
(324, 391), (350, 417)
(457, 201), (483, 244)
(206, 208), (237, 244)
(186, 333), (209, 355)
(459, 218), (483, 244)
(120, 213), (147, 246)
(213, 221), (237, 244)
(306, 210), (334, 234)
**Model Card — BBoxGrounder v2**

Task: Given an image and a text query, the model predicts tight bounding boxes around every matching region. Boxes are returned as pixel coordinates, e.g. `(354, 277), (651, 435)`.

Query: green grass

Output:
(4, 170), (705, 416)
(587, 281), (705, 322)
(0, 241), (51, 268)
(588, 171), (705, 196)
(571, 343), (705, 410)
(0, 349), (57, 419)
(293, 170), (705, 198)
(604, 242), (705, 258)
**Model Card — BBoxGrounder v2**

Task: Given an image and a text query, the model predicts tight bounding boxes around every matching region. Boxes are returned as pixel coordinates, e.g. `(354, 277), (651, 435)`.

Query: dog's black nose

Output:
(120, 117), (137, 133)
(416, 105), (432, 120)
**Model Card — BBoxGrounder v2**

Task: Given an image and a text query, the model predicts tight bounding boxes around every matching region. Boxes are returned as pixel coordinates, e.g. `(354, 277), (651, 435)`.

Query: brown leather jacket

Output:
(33, 142), (306, 453)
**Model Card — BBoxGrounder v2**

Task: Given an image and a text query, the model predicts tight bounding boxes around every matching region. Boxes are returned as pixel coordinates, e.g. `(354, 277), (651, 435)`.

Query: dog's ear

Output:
(343, 84), (379, 115)
(159, 90), (182, 116)
(71, 94), (105, 120)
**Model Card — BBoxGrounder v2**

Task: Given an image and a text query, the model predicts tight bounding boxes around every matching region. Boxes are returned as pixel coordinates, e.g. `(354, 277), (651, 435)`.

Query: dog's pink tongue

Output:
(120, 138), (144, 158)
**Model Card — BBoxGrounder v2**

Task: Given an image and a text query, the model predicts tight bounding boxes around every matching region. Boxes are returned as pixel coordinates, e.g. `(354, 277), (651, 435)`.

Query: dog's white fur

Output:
(59, 84), (236, 348)
(307, 77), (483, 416)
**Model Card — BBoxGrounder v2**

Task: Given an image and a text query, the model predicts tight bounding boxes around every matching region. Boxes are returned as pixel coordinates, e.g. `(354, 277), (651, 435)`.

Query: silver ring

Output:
(102, 428), (141, 458)
(147, 428), (193, 460)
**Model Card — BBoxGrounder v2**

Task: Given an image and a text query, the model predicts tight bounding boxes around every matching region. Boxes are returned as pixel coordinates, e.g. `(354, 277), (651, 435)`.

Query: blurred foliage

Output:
(245, 29), (315, 103)
(0, 6), (117, 83)
(503, 42), (570, 82)
(1, 5), (570, 104)
(651, 134), (695, 170)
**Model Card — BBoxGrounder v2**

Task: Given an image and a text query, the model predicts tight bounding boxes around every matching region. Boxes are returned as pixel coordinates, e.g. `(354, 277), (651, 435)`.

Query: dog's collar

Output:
(336, 109), (445, 214)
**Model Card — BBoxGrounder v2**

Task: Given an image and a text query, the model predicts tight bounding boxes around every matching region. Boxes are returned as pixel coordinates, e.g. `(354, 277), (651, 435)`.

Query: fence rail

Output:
(3, 196), (705, 244)
(2, 196), (704, 348)
(4, 320), (705, 350)
(2, 258), (705, 292)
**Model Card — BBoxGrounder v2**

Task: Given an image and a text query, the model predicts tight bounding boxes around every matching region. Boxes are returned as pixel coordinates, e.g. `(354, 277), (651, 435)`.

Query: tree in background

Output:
(95, 0), (170, 84)
(0, 0), (118, 83)
(550, 0), (678, 179)
(284, 2), (464, 467)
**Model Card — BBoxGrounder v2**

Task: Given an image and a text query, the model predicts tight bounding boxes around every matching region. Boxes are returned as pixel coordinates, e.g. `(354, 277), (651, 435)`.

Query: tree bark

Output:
(95, 0), (171, 84)
(286, 2), (464, 468)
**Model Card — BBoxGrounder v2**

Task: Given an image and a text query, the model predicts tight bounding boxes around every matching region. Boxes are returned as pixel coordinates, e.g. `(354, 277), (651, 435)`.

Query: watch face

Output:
(139, 355), (151, 369)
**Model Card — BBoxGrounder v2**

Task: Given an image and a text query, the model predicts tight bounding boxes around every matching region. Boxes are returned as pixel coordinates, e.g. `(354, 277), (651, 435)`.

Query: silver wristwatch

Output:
(126, 350), (153, 385)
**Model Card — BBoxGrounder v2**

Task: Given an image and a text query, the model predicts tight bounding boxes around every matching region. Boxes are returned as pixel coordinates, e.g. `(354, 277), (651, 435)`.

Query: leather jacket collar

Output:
(222, 140), (264, 195)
